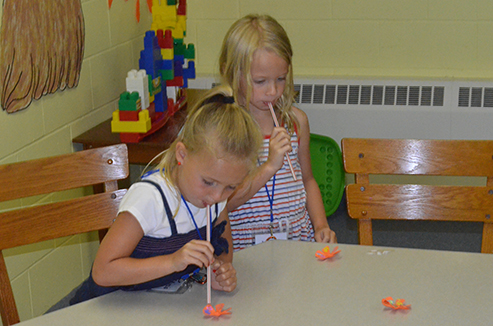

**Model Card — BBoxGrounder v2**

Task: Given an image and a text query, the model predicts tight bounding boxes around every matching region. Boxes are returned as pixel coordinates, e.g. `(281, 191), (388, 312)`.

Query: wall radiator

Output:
(188, 77), (493, 145)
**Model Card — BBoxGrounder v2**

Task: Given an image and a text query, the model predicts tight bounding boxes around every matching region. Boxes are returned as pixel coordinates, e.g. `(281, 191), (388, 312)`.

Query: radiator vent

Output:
(190, 77), (493, 110)
(458, 87), (493, 107)
(294, 84), (445, 106)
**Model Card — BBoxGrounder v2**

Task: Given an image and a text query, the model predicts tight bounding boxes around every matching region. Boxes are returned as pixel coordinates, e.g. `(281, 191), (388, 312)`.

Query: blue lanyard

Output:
(141, 168), (160, 179)
(264, 173), (276, 224)
(181, 195), (212, 240)
(181, 195), (213, 280)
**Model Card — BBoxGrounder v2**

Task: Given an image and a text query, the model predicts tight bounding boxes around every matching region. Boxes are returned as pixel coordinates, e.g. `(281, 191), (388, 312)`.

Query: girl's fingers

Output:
(211, 262), (237, 292)
(177, 240), (215, 267)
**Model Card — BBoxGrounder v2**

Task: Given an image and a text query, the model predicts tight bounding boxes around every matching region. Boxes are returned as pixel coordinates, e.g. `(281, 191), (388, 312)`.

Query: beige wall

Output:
(0, 0), (152, 323)
(186, 0), (493, 80)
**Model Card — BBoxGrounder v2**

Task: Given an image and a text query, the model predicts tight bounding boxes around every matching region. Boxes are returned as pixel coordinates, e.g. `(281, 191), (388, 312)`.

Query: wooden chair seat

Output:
(342, 138), (493, 253)
(0, 144), (129, 325)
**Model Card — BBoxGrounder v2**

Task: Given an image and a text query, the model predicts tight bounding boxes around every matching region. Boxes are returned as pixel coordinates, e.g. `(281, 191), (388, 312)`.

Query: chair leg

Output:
(0, 253), (20, 326)
(358, 219), (373, 246)
(481, 223), (493, 254)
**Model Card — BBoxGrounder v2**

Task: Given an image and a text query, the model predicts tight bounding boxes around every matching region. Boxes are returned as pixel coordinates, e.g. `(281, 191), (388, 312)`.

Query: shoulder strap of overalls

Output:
(139, 179), (178, 235)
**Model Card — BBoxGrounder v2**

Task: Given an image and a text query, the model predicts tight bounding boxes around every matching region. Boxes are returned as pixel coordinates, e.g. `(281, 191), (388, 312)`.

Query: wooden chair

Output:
(342, 138), (493, 253)
(0, 144), (129, 325)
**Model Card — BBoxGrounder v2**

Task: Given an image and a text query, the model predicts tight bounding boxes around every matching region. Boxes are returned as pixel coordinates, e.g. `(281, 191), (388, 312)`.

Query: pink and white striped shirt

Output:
(229, 131), (315, 251)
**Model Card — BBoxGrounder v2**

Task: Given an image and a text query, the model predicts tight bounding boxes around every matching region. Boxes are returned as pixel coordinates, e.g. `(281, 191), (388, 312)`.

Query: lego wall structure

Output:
(111, 0), (195, 143)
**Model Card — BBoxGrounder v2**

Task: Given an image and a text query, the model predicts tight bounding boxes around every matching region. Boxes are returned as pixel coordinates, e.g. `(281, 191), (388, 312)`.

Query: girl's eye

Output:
(253, 79), (265, 85)
(278, 77), (286, 82)
(203, 179), (214, 186)
(227, 185), (237, 191)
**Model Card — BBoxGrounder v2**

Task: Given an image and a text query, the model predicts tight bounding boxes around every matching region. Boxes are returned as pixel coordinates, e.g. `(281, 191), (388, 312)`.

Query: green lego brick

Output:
(184, 44), (195, 60)
(160, 69), (174, 81)
(150, 76), (162, 95)
(118, 91), (141, 111)
(174, 42), (185, 56)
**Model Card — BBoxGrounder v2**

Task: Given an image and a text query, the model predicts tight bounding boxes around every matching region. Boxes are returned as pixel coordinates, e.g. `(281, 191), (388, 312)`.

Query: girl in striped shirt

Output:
(218, 14), (337, 251)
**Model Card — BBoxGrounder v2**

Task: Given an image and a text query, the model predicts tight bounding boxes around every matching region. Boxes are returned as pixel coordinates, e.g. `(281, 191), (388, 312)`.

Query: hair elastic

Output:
(204, 94), (234, 104)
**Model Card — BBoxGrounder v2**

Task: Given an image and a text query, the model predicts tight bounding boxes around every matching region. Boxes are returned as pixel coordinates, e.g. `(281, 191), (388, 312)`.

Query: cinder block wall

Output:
(186, 0), (493, 79)
(0, 0), (152, 322)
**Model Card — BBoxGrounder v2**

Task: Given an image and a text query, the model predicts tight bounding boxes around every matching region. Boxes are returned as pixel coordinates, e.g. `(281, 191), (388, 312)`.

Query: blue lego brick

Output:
(160, 59), (173, 70)
(139, 30), (164, 79)
(173, 60), (183, 77)
(183, 60), (195, 79)
(153, 88), (168, 113)
(143, 30), (155, 49)
(174, 55), (185, 65)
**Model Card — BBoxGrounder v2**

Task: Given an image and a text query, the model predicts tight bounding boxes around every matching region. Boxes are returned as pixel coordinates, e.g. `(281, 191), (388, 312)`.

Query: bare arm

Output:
(92, 211), (215, 287)
(210, 208), (237, 292)
(294, 107), (337, 243)
(214, 207), (233, 263)
(227, 126), (292, 212)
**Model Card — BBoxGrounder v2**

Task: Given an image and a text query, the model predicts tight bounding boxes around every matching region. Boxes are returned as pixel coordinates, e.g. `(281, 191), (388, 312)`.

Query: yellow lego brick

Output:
(160, 19), (176, 30)
(172, 27), (184, 40)
(151, 21), (176, 34)
(111, 110), (151, 133)
(177, 15), (186, 34)
(161, 48), (174, 60)
(152, 4), (176, 22)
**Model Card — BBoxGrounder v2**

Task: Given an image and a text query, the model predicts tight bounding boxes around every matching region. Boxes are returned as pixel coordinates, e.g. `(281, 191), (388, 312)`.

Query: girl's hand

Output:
(266, 127), (292, 172)
(170, 240), (215, 272)
(210, 260), (237, 292)
(314, 227), (337, 243)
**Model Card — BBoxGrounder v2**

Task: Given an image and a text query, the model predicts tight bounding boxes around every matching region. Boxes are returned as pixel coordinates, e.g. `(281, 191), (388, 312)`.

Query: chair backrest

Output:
(309, 134), (345, 216)
(0, 144), (129, 326)
(342, 138), (493, 253)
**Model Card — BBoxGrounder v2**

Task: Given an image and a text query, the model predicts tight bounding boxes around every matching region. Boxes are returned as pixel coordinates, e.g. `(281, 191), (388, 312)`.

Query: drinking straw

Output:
(268, 102), (297, 181)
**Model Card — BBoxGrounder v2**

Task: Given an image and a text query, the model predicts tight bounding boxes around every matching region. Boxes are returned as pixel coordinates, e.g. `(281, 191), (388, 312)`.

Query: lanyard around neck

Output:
(181, 195), (212, 240)
(264, 173), (276, 224)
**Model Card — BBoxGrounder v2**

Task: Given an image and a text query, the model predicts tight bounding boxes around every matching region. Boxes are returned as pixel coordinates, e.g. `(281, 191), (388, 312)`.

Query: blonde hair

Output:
(157, 85), (263, 190)
(219, 14), (298, 133)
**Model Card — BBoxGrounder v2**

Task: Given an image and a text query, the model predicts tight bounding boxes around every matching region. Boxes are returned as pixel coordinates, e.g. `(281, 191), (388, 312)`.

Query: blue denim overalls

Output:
(70, 179), (227, 305)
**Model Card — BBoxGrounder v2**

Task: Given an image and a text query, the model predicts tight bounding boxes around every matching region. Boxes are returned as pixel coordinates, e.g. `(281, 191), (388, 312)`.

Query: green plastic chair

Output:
(309, 133), (345, 216)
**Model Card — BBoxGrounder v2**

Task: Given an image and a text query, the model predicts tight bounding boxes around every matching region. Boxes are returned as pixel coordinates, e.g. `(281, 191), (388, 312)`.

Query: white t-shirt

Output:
(118, 173), (226, 238)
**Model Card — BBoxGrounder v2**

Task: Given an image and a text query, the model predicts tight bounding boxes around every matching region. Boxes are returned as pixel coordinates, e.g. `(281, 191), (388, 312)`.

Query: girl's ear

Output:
(175, 142), (188, 164)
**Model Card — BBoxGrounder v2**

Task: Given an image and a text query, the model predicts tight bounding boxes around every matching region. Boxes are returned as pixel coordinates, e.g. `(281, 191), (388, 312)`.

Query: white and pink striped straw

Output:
(268, 102), (297, 181)
(206, 205), (211, 305)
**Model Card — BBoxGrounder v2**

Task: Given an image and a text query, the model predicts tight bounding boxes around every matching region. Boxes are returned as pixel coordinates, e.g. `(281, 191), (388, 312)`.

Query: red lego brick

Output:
(119, 110), (141, 121)
(166, 76), (183, 87)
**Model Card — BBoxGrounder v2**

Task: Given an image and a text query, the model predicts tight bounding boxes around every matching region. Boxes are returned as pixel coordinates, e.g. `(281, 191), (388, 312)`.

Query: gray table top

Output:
(18, 241), (493, 325)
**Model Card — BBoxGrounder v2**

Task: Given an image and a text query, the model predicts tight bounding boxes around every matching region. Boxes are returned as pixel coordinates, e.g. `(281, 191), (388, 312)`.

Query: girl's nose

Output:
(266, 82), (277, 96)
(210, 188), (224, 203)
